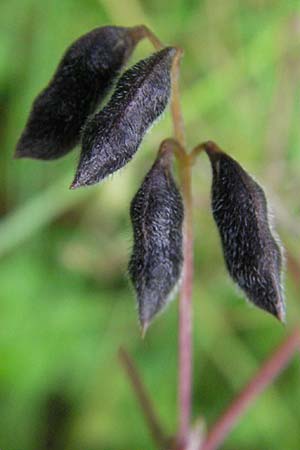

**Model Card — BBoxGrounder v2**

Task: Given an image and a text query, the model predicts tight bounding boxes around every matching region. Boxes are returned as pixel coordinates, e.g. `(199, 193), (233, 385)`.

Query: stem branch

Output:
(133, 25), (164, 50)
(118, 347), (170, 449)
(201, 328), (300, 450)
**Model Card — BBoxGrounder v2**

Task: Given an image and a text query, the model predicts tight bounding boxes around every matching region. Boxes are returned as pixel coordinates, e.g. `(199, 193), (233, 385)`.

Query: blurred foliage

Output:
(0, 0), (300, 449)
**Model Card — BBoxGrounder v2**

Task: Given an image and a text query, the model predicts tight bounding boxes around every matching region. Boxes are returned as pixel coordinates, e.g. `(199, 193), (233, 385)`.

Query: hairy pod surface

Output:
(15, 26), (141, 160)
(204, 141), (285, 321)
(71, 47), (177, 189)
(128, 143), (184, 332)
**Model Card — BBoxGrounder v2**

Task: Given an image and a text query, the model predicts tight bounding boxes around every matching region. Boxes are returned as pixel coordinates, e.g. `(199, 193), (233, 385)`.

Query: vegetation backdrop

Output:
(0, 0), (299, 449)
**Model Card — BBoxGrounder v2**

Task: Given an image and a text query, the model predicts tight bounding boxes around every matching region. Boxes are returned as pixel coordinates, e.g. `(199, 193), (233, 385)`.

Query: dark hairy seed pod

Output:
(15, 26), (143, 160)
(71, 47), (177, 189)
(204, 141), (285, 321)
(128, 141), (184, 333)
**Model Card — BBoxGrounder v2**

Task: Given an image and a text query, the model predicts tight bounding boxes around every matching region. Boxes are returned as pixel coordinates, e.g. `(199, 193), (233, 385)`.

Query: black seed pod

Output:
(128, 141), (184, 333)
(204, 141), (285, 321)
(15, 26), (142, 160)
(71, 47), (177, 189)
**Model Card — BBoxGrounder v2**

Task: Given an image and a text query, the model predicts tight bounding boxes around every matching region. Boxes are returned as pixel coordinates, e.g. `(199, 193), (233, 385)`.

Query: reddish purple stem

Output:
(201, 327), (300, 450)
(178, 162), (194, 447)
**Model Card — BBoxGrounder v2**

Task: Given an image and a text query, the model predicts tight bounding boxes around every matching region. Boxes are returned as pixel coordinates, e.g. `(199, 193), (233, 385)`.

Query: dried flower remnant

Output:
(71, 47), (177, 189)
(15, 26), (143, 160)
(128, 141), (184, 333)
(203, 141), (285, 321)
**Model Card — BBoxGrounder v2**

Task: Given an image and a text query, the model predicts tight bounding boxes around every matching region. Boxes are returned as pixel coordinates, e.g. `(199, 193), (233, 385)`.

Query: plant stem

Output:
(171, 49), (194, 448)
(178, 160), (193, 447)
(122, 33), (194, 449)
(201, 327), (300, 450)
(118, 347), (170, 449)
(171, 49), (186, 150)
(134, 25), (164, 50)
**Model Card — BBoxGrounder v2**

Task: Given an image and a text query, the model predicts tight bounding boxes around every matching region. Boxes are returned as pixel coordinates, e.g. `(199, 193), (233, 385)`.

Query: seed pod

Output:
(204, 141), (285, 321)
(71, 47), (177, 189)
(15, 26), (143, 160)
(128, 141), (184, 333)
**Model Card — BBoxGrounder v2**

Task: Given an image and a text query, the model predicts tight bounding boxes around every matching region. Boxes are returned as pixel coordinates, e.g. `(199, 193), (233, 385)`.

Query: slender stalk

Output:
(171, 48), (194, 447)
(190, 143), (206, 165)
(118, 347), (170, 449)
(171, 49), (186, 150)
(132, 25), (164, 50)
(177, 160), (194, 447)
(201, 328), (300, 450)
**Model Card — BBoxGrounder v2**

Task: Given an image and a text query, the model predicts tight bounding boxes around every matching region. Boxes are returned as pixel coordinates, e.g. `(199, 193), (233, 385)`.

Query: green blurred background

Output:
(0, 0), (300, 449)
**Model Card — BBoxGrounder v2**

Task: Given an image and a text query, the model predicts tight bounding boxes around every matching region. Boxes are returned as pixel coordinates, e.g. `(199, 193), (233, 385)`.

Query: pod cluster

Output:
(15, 25), (182, 331)
(15, 25), (286, 332)
(16, 26), (142, 160)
